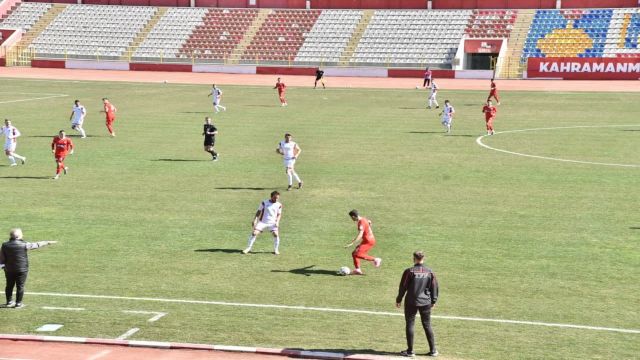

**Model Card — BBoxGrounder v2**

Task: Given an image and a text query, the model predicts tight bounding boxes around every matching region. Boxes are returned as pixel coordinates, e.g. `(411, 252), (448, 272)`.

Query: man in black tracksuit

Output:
(0, 228), (57, 308)
(396, 251), (439, 357)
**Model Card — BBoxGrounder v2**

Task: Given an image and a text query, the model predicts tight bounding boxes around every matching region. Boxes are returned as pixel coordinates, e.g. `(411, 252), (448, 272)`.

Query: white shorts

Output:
(441, 117), (452, 125)
(284, 158), (296, 168)
(72, 119), (84, 126)
(4, 142), (16, 152)
(213, 99), (221, 106)
(429, 93), (437, 100)
(254, 222), (278, 233)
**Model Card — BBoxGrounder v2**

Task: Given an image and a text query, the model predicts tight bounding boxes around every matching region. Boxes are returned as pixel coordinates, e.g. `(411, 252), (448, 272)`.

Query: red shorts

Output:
(55, 154), (67, 162)
(106, 115), (115, 123)
(354, 241), (375, 256)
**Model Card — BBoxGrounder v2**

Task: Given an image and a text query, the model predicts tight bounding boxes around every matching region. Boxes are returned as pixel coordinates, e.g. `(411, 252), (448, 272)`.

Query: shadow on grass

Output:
(283, 347), (401, 357)
(244, 104), (278, 108)
(179, 111), (211, 114)
(444, 134), (475, 137)
(152, 159), (208, 162)
(0, 176), (52, 180)
(398, 107), (426, 110)
(621, 129), (640, 132)
(195, 248), (243, 254)
(215, 187), (269, 191)
(630, 227), (640, 230)
(271, 265), (340, 277)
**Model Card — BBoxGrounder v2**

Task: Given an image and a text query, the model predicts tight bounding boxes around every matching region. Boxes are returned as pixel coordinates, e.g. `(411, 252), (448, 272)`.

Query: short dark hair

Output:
(74, 99), (79, 103)
(348, 209), (359, 218)
(270, 190), (280, 197)
(413, 251), (425, 261)
(285, 133), (292, 137)
(102, 98), (108, 101)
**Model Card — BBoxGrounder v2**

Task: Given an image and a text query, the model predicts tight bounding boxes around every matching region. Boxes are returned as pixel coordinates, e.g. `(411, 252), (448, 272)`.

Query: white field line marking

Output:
(0, 94), (68, 104)
(86, 350), (111, 360)
(42, 306), (85, 311)
(116, 327), (139, 340)
(122, 310), (167, 322)
(476, 124), (640, 168)
(26, 291), (640, 334)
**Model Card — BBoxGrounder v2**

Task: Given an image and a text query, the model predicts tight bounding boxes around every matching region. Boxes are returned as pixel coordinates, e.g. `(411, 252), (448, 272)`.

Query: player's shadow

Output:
(0, 176), (52, 180)
(284, 348), (399, 357)
(621, 129), (640, 132)
(271, 265), (339, 277)
(630, 227), (640, 230)
(407, 131), (446, 134)
(445, 134), (475, 137)
(152, 159), (208, 162)
(194, 248), (243, 254)
(215, 187), (268, 191)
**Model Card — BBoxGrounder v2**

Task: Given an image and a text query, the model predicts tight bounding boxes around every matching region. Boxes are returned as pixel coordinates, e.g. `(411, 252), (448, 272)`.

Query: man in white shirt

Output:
(69, 100), (87, 138)
(439, 100), (455, 133)
(277, 133), (303, 191)
(427, 81), (439, 110)
(1, 119), (26, 167)
(243, 191), (283, 255)
(208, 84), (226, 113)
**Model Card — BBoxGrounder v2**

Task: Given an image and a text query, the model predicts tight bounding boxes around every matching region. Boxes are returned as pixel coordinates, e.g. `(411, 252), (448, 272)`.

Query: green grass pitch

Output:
(0, 78), (638, 359)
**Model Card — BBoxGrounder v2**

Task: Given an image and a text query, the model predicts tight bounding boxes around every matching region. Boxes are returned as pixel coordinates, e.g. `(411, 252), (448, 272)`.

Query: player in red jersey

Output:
(487, 78), (500, 105)
(422, 67), (432, 88)
(51, 130), (74, 180)
(274, 78), (287, 107)
(482, 100), (497, 136)
(100, 98), (118, 137)
(344, 209), (382, 275)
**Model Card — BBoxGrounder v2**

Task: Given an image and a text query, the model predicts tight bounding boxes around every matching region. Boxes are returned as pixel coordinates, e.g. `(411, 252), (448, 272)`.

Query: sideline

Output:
(0, 93), (68, 104)
(476, 125), (640, 168)
(26, 291), (640, 334)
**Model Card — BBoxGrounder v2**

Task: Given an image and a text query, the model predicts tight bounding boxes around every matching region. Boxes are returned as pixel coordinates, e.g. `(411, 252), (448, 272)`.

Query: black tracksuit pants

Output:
(404, 304), (436, 353)
(5, 270), (28, 304)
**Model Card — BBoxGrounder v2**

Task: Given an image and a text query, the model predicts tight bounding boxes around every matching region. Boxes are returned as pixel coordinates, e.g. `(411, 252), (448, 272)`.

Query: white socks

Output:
(292, 171), (301, 183)
(287, 173), (293, 186)
(429, 99), (439, 108)
(273, 236), (280, 253)
(215, 105), (226, 112)
(247, 234), (257, 250)
(7, 155), (16, 165)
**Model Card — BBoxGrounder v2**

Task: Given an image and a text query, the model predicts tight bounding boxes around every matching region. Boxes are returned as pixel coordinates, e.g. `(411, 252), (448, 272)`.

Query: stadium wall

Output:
(13, 59), (640, 80)
(526, 57), (640, 80)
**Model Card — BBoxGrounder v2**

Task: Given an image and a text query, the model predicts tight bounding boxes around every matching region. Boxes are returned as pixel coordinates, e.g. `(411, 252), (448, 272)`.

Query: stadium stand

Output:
(241, 9), (321, 63)
(608, 8), (640, 57)
(29, 5), (156, 59)
(465, 9), (517, 38)
(0, 2), (52, 32)
(294, 10), (363, 65)
(350, 10), (472, 66)
(521, 9), (613, 60)
(179, 8), (258, 62)
(134, 8), (208, 60)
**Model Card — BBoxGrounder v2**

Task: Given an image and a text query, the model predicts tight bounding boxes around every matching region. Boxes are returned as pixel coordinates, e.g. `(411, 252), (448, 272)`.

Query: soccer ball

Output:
(339, 266), (351, 276)
(415, 86), (420, 89)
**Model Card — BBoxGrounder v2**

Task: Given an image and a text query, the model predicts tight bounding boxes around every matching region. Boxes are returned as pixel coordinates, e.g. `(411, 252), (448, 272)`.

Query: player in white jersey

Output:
(439, 100), (455, 133)
(243, 191), (283, 255)
(1, 119), (26, 166)
(208, 84), (226, 113)
(277, 133), (303, 191)
(69, 100), (87, 138)
(427, 81), (439, 109)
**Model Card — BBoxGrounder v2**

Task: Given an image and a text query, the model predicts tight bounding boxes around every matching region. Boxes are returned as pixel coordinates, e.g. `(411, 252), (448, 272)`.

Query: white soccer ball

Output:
(339, 266), (351, 276)
(415, 86), (420, 89)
